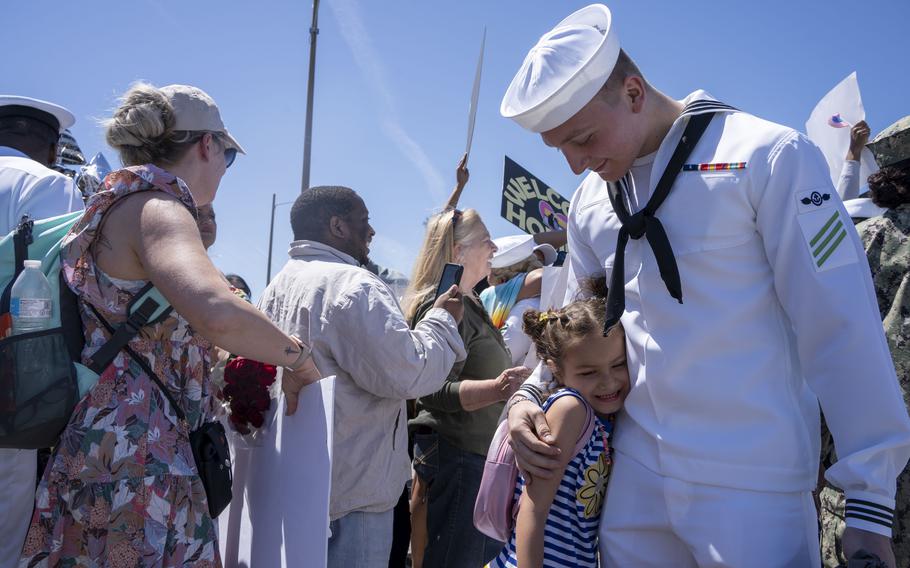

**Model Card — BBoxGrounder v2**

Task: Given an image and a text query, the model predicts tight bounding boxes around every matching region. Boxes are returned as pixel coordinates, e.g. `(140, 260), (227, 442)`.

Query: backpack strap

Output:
(571, 400), (596, 458)
(0, 215), (34, 313)
(84, 282), (173, 375)
(544, 389), (597, 457)
(84, 296), (186, 424)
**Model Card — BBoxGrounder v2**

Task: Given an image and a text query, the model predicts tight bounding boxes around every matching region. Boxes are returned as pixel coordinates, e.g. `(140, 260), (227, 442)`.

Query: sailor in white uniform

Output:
(500, 5), (910, 567)
(0, 95), (81, 568)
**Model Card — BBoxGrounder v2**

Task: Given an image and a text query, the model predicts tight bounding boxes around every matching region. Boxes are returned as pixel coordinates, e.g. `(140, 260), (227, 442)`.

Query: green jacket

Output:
(409, 295), (513, 455)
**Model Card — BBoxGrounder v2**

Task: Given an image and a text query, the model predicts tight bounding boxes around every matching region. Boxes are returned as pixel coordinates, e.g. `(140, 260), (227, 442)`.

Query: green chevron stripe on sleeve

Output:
(810, 211), (840, 247)
(812, 219), (844, 258)
(816, 228), (847, 267)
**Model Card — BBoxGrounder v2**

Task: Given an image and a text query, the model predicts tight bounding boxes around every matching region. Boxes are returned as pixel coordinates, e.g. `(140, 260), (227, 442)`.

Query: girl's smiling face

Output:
(550, 326), (630, 417)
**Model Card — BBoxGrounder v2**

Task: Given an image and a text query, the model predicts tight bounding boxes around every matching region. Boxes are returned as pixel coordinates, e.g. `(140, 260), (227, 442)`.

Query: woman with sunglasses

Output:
(19, 83), (321, 566)
(403, 208), (531, 567)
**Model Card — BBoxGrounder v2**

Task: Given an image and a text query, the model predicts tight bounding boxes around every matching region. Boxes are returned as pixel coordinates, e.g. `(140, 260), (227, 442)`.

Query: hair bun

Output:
(104, 82), (176, 164)
(868, 163), (910, 209)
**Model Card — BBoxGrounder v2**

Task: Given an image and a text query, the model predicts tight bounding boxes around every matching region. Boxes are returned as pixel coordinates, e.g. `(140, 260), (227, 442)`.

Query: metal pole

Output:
(267, 192), (276, 284)
(300, 0), (320, 193)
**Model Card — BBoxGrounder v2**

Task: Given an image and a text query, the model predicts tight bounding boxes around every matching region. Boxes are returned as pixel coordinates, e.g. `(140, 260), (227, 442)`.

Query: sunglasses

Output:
(213, 133), (237, 169)
(181, 131), (238, 168)
(223, 146), (237, 169)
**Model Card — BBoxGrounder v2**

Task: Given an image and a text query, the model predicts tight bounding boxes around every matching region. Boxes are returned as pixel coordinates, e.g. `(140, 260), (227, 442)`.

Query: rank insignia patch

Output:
(794, 189), (857, 272)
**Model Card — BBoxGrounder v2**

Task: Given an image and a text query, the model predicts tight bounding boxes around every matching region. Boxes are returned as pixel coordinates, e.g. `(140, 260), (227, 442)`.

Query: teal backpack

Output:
(0, 212), (171, 449)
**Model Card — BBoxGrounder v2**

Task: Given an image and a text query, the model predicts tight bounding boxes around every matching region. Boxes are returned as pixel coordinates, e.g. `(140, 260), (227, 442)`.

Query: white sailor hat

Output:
(492, 235), (558, 268)
(0, 95), (75, 133)
(501, 4), (620, 133)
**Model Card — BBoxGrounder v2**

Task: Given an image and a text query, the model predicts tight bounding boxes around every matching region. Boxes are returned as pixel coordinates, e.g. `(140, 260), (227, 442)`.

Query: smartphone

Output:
(434, 263), (464, 300)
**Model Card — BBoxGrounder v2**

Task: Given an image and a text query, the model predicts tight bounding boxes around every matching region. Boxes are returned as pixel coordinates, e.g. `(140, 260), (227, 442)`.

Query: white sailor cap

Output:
(0, 95), (75, 133)
(500, 4), (620, 133)
(492, 235), (558, 268)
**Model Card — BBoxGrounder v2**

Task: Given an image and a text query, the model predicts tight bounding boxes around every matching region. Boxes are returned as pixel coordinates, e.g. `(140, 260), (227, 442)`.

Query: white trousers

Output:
(600, 450), (820, 568)
(0, 449), (36, 568)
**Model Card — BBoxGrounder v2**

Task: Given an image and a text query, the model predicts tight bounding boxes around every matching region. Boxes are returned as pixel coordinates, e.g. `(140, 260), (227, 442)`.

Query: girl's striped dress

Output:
(489, 388), (612, 568)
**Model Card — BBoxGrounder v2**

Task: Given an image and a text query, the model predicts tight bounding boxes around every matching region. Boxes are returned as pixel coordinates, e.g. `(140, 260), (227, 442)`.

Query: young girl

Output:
(489, 295), (630, 567)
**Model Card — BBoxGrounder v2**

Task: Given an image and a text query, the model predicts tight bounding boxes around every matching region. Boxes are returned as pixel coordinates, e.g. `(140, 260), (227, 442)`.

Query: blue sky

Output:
(3, 1), (908, 298)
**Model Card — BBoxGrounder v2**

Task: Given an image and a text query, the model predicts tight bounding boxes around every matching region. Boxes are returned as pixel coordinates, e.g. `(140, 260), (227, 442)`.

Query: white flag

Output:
(806, 72), (878, 197)
(465, 27), (486, 158)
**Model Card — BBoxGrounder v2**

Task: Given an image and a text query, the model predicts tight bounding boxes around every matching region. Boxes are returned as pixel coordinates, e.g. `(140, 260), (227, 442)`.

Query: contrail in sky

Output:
(329, 0), (447, 203)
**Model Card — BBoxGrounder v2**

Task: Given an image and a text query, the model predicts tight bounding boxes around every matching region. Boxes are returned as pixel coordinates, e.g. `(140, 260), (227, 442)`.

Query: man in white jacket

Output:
(0, 95), (82, 568)
(501, 5), (910, 567)
(259, 186), (465, 568)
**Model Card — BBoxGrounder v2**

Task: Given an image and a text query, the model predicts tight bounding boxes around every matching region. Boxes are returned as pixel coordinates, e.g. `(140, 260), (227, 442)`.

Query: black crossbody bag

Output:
(87, 287), (232, 518)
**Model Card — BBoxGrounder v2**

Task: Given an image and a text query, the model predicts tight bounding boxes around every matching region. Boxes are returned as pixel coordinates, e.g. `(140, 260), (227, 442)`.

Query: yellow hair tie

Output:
(538, 310), (559, 324)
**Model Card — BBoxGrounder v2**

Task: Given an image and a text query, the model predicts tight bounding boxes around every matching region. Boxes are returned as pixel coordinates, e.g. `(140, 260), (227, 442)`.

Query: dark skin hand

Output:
(846, 120), (870, 162)
(533, 230), (567, 250)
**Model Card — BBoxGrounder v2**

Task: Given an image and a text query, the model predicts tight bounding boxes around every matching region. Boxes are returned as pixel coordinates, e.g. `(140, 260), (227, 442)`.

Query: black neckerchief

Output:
(603, 99), (737, 332)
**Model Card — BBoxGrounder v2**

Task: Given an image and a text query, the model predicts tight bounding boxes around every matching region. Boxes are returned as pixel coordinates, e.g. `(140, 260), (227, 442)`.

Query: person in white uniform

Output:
(481, 234), (559, 366)
(500, 5), (910, 567)
(0, 96), (82, 233)
(0, 95), (82, 567)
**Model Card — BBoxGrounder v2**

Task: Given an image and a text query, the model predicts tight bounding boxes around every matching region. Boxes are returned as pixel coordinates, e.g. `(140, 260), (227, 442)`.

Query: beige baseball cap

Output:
(159, 84), (245, 154)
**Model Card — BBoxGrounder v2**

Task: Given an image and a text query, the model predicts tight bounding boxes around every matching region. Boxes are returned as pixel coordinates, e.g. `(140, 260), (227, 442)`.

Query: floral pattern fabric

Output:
(18, 165), (221, 567)
(577, 451), (611, 519)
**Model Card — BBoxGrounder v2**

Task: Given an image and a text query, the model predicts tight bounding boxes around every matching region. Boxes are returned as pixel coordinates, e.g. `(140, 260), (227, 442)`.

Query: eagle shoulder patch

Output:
(794, 189), (857, 272)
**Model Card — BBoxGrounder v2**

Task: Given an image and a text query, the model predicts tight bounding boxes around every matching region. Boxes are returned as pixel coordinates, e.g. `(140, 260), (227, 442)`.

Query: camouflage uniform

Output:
(820, 203), (910, 567)
(867, 116), (910, 170)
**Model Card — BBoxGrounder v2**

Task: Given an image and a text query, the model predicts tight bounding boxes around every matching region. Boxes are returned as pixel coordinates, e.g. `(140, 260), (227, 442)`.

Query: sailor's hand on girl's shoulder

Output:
(433, 285), (464, 324)
(283, 354), (323, 416)
(507, 398), (560, 484)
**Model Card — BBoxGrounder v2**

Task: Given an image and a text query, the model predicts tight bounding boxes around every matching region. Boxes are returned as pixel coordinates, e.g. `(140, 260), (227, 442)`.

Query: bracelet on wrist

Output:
(284, 337), (311, 372)
(506, 395), (538, 415)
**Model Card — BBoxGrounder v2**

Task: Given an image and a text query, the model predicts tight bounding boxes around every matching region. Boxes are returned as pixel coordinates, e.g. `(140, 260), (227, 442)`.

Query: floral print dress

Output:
(19, 165), (220, 567)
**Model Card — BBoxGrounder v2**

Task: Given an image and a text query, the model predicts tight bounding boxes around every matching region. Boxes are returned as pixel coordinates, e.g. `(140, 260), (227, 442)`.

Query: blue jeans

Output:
(413, 430), (504, 568)
(327, 509), (393, 568)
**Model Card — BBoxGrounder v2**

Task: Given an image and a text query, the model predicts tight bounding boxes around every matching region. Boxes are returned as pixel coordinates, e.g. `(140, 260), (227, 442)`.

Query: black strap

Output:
(1, 216), (34, 313)
(86, 301), (188, 423)
(604, 112), (715, 332)
(84, 282), (171, 374)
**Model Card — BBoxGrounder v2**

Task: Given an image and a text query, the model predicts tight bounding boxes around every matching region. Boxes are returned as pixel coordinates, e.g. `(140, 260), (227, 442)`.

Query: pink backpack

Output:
(473, 397), (595, 542)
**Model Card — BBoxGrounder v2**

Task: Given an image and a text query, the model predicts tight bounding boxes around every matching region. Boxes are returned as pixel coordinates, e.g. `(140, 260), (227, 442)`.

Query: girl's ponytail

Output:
(522, 308), (547, 342)
(522, 295), (608, 374)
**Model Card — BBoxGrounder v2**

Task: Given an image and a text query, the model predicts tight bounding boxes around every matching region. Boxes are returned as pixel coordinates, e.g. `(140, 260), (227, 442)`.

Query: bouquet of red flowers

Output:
(220, 357), (278, 435)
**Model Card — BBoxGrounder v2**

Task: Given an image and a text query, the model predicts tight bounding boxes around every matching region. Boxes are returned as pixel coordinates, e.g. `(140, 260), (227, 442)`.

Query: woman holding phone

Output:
(403, 207), (531, 567)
